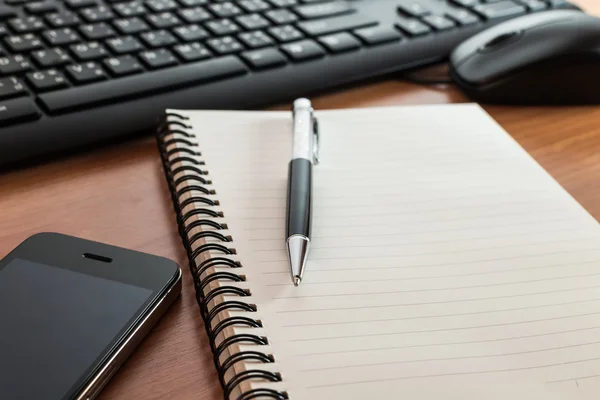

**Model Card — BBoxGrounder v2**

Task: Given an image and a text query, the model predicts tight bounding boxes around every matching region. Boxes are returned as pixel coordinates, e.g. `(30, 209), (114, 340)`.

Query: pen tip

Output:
(293, 276), (301, 287)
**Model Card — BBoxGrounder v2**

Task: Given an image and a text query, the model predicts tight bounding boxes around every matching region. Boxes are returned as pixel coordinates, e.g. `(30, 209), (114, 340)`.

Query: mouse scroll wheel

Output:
(481, 31), (523, 51)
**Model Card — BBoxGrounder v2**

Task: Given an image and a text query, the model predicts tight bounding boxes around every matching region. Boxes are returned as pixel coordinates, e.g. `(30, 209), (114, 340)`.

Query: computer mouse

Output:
(449, 10), (600, 105)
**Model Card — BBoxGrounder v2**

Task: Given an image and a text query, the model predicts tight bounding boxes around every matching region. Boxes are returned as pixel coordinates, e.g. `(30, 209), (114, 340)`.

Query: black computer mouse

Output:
(449, 10), (600, 105)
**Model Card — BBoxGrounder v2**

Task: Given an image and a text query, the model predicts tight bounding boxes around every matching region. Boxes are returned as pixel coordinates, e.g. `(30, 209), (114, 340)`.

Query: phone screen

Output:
(0, 258), (153, 399)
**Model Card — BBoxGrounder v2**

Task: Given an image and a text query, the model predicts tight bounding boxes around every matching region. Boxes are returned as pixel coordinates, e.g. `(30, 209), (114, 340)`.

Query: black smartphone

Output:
(0, 232), (182, 400)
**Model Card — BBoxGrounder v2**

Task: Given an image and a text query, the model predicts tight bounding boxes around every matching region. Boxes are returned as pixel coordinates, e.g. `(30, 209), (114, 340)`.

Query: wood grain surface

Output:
(1, 2), (599, 399)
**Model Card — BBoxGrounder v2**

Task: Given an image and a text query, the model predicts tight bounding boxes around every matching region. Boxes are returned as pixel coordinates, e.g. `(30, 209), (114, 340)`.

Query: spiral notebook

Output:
(156, 104), (600, 400)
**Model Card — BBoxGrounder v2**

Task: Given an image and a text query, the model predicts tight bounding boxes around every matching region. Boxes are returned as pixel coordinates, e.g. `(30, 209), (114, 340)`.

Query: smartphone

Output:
(0, 232), (182, 400)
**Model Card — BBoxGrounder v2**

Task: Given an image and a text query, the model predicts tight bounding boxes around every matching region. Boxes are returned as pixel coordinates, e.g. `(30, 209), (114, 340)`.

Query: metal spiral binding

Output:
(157, 113), (288, 400)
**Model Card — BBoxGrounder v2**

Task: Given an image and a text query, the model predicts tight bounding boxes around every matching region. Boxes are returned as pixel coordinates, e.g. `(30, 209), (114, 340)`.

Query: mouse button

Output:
(479, 30), (523, 52)
(450, 10), (583, 67)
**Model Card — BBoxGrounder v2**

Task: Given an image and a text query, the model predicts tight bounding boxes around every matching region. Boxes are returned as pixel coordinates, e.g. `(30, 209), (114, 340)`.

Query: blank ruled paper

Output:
(178, 104), (600, 399)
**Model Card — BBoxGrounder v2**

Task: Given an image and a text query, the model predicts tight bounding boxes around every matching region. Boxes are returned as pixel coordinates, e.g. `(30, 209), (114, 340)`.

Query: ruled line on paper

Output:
(252, 239), (600, 263)
(305, 357), (600, 389)
(256, 248), (600, 270)
(252, 225), (587, 253)
(266, 271), (600, 295)
(287, 310), (600, 343)
(233, 206), (573, 224)
(213, 190), (560, 211)
(246, 216), (578, 240)
(280, 297), (600, 328)
(261, 259), (600, 280)
(274, 284), (600, 313)
(300, 340), (600, 372)
(229, 202), (569, 220)
(291, 325), (600, 358)
(548, 374), (600, 384)
(267, 270), (600, 293)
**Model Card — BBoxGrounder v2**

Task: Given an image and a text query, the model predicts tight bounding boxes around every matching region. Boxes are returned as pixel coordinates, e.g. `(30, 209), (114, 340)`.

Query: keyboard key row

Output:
(0, 18), (423, 78)
(2, 0), (344, 32)
(0, 26), (375, 91)
(39, 54), (246, 112)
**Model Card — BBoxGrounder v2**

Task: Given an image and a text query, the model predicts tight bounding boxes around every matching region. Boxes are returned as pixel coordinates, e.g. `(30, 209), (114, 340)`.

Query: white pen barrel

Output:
(292, 98), (314, 162)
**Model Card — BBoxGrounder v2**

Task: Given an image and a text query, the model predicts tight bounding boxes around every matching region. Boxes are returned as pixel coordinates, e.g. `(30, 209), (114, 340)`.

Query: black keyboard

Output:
(0, 0), (578, 165)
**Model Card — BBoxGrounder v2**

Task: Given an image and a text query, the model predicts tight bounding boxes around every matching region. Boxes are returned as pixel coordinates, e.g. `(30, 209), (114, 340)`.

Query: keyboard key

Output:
(173, 42), (211, 62)
(113, 17), (149, 34)
(268, 0), (297, 7)
(269, 24), (303, 42)
(517, 0), (548, 10)
(173, 24), (209, 42)
(208, 2), (242, 18)
(4, 33), (44, 52)
(46, 11), (80, 27)
(422, 15), (456, 31)
(40, 55), (246, 112)
(140, 29), (176, 47)
(113, 1), (146, 17)
(31, 48), (70, 67)
(548, 0), (568, 6)
(445, 8), (480, 25)
(66, 61), (106, 83)
(473, 1), (527, 19)
(0, 97), (40, 126)
(9, 17), (45, 33)
(354, 26), (400, 46)
(280, 39), (324, 61)
(0, 76), (26, 99)
(70, 41), (108, 60)
(395, 17), (431, 36)
(80, 6), (113, 22)
(65, 0), (97, 9)
(178, 7), (211, 23)
(103, 54), (142, 75)
(80, 22), (115, 39)
(241, 47), (286, 69)
(238, 30), (273, 48)
(264, 8), (297, 25)
(297, 13), (377, 37)
(146, 0), (178, 12)
(294, 2), (353, 19)
(42, 28), (80, 45)
(0, 25), (7, 37)
(206, 35), (243, 54)
(178, 0), (207, 7)
(139, 48), (177, 68)
(26, 68), (68, 91)
(105, 35), (142, 53)
(146, 12), (180, 28)
(205, 19), (240, 36)
(25, 2), (59, 14)
(450, 0), (479, 6)
(318, 32), (360, 53)
(238, 0), (270, 13)
(0, 6), (17, 20)
(0, 55), (32, 74)
(397, 3), (431, 17)
(236, 13), (270, 30)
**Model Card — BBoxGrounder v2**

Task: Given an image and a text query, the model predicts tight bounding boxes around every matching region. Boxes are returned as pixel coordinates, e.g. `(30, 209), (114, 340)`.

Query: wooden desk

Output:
(1, 2), (599, 398)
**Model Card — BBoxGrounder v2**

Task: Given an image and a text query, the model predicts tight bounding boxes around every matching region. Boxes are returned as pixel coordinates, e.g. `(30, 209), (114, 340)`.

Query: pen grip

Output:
(286, 159), (312, 238)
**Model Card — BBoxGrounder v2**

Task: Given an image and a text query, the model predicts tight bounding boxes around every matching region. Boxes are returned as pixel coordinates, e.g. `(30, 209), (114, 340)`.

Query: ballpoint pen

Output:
(286, 98), (319, 287)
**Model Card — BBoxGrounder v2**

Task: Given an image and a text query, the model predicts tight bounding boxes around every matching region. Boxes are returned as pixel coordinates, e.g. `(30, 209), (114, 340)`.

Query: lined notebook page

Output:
(177, 104), (600, 399)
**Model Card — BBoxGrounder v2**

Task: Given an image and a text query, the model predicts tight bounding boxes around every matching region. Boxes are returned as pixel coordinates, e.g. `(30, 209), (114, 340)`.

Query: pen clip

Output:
(312, 115), (320, 165)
